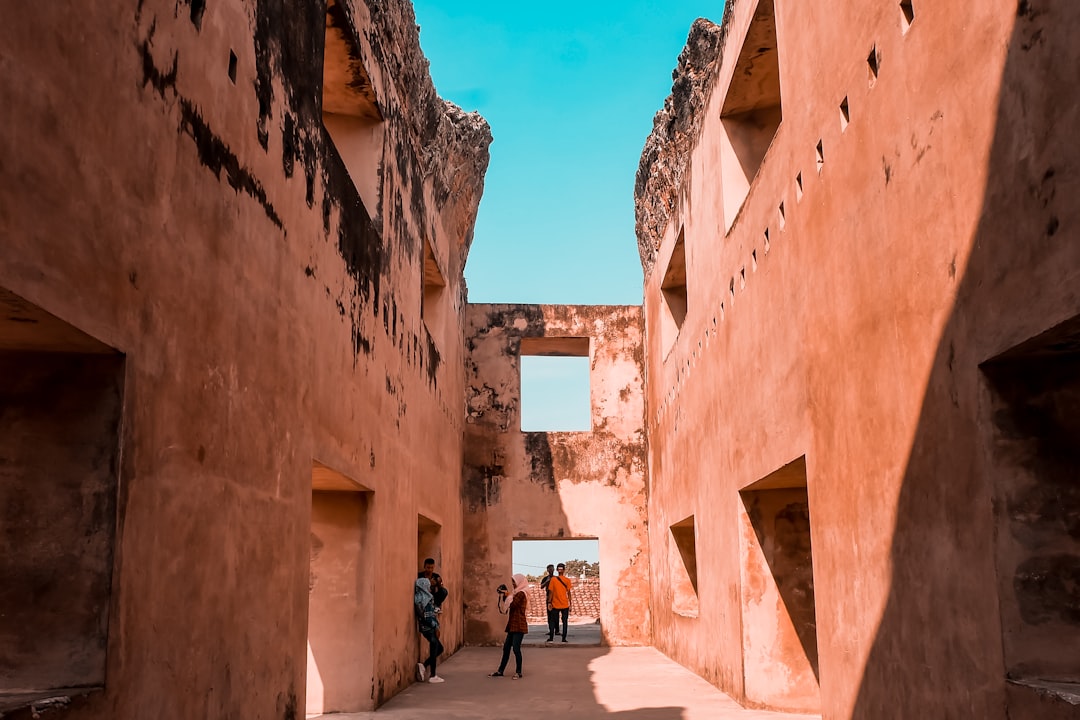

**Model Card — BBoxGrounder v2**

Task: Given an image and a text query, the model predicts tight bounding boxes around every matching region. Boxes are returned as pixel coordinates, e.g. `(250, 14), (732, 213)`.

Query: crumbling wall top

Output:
(360, 0), (493, 267)
(633, 13), (731, 276)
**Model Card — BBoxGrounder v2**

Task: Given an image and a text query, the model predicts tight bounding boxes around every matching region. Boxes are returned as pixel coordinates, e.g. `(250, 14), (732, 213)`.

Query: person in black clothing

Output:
(540, 564), (557, 642)
(431, 572), (448, 613)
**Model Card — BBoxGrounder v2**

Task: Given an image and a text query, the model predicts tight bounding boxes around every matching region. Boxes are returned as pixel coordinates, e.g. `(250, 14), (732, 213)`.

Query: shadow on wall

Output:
(852, 3), (1080, 718)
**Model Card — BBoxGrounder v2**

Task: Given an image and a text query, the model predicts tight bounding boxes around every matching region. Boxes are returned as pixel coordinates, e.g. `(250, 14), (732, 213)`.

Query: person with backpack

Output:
(547, 563), (573, 643)
(414, 577), (445, 683)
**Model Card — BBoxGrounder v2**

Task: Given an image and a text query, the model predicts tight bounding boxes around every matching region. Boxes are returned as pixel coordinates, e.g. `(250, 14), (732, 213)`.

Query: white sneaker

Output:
(428, 675), (445, 683)
(416, 663), (427, 682)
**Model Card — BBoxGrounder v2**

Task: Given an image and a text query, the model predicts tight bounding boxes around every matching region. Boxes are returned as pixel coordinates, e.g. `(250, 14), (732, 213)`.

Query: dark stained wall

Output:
(0, 0), (489, 716)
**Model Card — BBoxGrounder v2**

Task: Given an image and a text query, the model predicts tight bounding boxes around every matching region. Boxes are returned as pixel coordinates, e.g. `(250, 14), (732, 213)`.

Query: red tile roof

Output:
(525, 578), (600, 622)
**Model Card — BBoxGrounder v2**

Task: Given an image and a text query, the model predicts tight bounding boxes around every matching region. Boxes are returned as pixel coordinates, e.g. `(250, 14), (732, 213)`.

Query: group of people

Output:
(413, 560), (577, 684)
(488, 562), (574, 680)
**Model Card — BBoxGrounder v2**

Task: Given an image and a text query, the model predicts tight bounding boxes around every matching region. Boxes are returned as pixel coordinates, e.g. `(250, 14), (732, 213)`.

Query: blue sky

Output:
(412, 0), (726, 306)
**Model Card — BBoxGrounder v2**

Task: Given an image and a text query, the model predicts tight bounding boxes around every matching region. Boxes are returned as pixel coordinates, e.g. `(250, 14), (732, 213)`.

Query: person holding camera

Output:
(488, 573), (529, 679)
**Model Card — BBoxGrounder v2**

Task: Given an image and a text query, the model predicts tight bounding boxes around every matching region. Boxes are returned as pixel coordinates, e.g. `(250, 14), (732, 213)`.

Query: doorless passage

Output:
(307, 462), (374, 714)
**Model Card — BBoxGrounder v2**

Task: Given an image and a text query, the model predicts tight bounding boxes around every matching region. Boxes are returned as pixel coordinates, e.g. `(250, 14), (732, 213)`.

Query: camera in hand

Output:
(497, 584), (508, 594)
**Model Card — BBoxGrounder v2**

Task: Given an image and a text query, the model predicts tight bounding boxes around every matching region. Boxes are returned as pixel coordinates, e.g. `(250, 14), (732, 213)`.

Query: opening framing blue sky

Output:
(412, 1), (726, 306)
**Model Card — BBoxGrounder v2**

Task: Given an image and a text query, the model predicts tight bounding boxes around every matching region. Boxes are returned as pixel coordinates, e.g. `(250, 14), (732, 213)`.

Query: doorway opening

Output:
(417, 514), (443, 574)
(307, 462), (373, 715)
(738, 456), (821, 713)
(0, 287), (124, 714)
(512, 538), (600, 644)
(982, 314), (1080, 709)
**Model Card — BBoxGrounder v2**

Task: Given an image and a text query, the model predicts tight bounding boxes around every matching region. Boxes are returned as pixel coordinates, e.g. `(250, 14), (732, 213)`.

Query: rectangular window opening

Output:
(660, 229), (688, 359)
(323, 0), (385, 218)
(421, 236), (446, 337)
(719, 0), (782, 233)
(670, 516), (699, 618)
(519, 337), (591, 432)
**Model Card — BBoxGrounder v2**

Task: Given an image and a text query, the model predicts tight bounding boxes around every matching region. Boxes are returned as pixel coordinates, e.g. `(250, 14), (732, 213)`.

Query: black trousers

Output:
(549, 607), (569, 640)
(497, 631), (524, 674)
(423, 632), (444, 676)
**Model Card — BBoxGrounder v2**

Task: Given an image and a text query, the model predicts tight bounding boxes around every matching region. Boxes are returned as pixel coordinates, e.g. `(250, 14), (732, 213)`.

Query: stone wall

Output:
(461, 304), (650, 647)
(0, 0), (488, 716)
(637, 0), (1080, 717)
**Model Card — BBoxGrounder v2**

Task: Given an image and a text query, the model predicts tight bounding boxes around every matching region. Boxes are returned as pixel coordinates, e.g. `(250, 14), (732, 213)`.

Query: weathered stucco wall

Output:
(462, 304), (650, 647)
(637, 0), (1080, 717)
(0, 0), (488, 716)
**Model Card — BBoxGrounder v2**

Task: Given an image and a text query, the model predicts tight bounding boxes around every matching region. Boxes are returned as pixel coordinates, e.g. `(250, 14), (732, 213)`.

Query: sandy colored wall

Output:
(462, 304), (650, 647)
(637, 0), (1080, 717)
(0, 0), (488, 716)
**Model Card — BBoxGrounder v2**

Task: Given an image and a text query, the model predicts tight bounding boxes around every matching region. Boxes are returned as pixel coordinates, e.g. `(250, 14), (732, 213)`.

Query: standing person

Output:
(548, 563), (573, 643)
(540, 564), (557, 642)
(414, 577), (445, 683)
(488, 574), (529, 679)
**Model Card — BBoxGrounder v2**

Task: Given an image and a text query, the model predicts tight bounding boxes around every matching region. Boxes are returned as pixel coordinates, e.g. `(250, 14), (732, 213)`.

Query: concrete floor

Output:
(310, 646), (818, 720)
(522, 620), (602, 646)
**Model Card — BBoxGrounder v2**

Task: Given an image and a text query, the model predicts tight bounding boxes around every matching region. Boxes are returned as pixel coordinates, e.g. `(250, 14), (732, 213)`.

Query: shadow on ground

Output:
(310, 646), (815, 720)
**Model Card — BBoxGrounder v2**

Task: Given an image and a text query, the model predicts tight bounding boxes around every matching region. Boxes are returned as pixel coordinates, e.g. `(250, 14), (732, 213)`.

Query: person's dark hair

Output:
(424, 557), (435, 566)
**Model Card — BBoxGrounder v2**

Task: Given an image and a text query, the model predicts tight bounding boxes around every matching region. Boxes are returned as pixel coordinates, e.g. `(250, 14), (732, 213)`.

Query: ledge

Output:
(0, 687), (103, 715)
(1008, 678), (1080, 705)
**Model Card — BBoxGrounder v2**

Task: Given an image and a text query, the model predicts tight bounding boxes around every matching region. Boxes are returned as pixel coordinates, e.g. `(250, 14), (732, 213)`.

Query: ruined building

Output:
(1, 0), (1078, 719)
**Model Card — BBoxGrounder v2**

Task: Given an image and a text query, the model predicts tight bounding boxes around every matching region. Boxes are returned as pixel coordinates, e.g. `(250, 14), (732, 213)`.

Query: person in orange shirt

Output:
(547, 562), (573, 643)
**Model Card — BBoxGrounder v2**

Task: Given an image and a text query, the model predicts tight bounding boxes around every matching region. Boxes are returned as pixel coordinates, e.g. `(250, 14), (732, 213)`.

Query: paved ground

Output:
(522, 620), (602, 646)
(309, 646), (818, 720)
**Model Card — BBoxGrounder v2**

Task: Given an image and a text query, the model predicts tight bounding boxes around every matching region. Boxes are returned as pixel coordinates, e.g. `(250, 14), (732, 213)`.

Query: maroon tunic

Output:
(505, 591), (529, 633)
